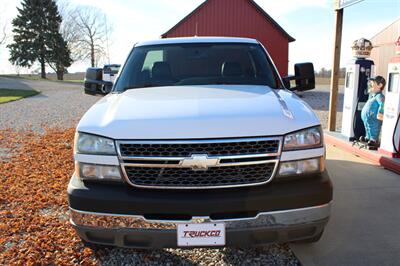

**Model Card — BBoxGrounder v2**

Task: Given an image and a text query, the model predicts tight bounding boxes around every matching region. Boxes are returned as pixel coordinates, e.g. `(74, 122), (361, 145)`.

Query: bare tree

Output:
(58, 0), (80, 62)
(0, 6), (8, 47)
(0, 24), (6, 46)
(68, 6), (111, 67)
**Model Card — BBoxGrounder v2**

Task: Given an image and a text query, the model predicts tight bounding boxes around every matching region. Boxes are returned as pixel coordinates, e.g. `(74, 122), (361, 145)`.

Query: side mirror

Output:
(283, 63), (315, 91)
(295, 63), (315, 91)
(84, 67), (103, 95)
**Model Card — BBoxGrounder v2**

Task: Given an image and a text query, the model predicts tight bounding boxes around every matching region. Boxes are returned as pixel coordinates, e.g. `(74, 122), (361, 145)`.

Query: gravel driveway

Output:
(1, 77), (342, 265)
(298, 85), (344, 130)
(0, 77), (100, 131)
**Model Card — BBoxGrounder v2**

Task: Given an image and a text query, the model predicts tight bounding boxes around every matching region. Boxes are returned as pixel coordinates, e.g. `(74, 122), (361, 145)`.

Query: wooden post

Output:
(328, 8), (344, 131)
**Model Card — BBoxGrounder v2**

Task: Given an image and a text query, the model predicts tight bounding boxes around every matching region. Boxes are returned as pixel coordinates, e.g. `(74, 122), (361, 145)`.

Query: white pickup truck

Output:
(68, 37), (332, 248)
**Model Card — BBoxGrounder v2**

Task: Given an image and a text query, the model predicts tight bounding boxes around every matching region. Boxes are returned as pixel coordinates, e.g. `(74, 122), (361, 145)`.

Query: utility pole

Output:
(328, 0), (364, 131)
(104, 14), (110, 64)
(328, 8), (343, 131)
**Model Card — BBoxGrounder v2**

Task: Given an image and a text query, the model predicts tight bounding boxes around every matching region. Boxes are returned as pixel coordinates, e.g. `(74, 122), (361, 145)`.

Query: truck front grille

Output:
(119, 139), (280, 157)
(117, 137), (282, 189)
(124, 163), (276, 188)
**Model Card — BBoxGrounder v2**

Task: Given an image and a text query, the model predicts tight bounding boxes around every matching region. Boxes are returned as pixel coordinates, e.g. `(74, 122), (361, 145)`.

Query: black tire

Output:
(292, 230), (323, 244)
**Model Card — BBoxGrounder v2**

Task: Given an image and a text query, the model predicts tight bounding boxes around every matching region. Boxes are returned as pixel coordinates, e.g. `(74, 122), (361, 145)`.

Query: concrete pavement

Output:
(291, 144), (400, 265)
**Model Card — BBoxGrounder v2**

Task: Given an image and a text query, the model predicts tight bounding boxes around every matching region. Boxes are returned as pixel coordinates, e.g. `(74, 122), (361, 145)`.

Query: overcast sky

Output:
(0, 0), (399, 74)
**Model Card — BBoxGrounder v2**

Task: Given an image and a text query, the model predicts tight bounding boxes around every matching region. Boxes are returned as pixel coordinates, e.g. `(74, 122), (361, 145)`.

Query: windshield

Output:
(114, 43), (281, 91)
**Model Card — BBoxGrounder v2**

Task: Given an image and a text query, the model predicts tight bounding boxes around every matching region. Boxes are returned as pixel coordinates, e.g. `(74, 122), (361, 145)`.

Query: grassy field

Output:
(316, 77), (345, 86)
(0, 89), (40, 104)
(0, 73), (84, 83)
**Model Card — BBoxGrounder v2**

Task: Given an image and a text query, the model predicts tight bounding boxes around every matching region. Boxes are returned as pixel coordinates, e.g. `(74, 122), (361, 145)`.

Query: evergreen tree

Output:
(47, 35), (72, 80)
(8, 0), (72, 79)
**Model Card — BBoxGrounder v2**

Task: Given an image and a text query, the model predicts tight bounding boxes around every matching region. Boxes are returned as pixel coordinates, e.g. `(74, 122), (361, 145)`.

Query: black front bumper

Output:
(73, 220), (328, 249)
(68, 171), (332, 248)
(68, 171), (332, 217)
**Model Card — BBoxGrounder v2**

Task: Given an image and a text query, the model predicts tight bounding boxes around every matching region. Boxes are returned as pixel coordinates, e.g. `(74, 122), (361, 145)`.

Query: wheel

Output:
(292, 230), (323, 244)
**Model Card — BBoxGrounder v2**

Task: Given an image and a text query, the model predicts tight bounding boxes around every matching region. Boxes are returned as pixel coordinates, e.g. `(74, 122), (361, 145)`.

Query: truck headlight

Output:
(74, 132), (116, 155)
(283, 127), (322, 151)
(76, 162), (122, 181)
(278, 157), (324, 177)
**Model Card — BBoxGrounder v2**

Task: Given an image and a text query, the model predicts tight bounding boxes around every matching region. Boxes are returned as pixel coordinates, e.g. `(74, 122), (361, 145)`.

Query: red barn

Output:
(162, 0), (295, 76)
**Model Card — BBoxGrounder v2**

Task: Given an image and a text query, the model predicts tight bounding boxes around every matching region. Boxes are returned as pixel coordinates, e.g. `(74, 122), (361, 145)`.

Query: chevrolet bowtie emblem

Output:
(181, 154), (218, 170)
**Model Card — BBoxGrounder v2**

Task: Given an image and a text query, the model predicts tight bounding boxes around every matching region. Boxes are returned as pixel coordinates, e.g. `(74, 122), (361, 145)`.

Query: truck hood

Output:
(77, 85), (320, 139)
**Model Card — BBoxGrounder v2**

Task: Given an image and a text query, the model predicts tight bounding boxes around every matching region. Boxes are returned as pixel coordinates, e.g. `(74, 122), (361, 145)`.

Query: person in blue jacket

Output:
(360, 76), (386, 149)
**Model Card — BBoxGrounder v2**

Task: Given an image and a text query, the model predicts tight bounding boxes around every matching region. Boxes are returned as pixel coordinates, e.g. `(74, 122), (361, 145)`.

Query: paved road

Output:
(291, 144), (400, 265)
(0, 77), (100, 132)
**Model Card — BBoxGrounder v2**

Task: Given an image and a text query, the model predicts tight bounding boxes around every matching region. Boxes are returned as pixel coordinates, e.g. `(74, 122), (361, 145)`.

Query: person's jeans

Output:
(361, 113), (382, 141)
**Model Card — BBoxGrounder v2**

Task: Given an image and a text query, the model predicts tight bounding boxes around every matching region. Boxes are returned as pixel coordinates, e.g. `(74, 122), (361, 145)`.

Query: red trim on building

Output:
(390, 56), (400, 63)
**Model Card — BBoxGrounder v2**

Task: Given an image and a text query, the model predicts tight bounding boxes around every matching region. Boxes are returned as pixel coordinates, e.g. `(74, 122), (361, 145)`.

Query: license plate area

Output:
(177, 223), (226, 247)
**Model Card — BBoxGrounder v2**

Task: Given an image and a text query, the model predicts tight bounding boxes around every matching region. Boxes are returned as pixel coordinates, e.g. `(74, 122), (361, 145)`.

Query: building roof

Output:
(370, 18), (400, 41)
(161, 0), (295, 42)
(136, 36), (259, 47)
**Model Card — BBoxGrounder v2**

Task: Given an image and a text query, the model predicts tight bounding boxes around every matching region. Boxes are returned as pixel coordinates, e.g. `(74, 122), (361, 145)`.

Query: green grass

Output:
(0, 74), (84, 83)
(0, 74), (46, 81)
(0, 88), (40, 104)
(54, 79), (84, 83)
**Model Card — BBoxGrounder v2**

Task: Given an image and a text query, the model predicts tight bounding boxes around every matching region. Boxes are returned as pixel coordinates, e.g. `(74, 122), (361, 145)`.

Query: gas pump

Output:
(379, 37), (400, 157)
(341, 38), (375, 140)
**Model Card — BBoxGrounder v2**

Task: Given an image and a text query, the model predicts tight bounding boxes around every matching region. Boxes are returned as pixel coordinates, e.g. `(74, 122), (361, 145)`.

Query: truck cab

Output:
(102, 64), (121, 84)
(69, 37), (332, 248)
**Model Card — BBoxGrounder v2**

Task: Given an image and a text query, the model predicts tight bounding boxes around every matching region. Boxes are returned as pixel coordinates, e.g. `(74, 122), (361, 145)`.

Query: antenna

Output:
(104, 14), (110, 64)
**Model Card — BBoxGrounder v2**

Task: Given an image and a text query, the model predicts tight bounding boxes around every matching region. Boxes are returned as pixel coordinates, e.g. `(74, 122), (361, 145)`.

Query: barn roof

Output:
(161, 0), (295, 42)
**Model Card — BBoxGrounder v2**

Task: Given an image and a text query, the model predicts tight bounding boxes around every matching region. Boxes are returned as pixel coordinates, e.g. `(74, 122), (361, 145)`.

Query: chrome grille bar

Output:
(117, 137), (282, 158)
(120, 154), (280, 168)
